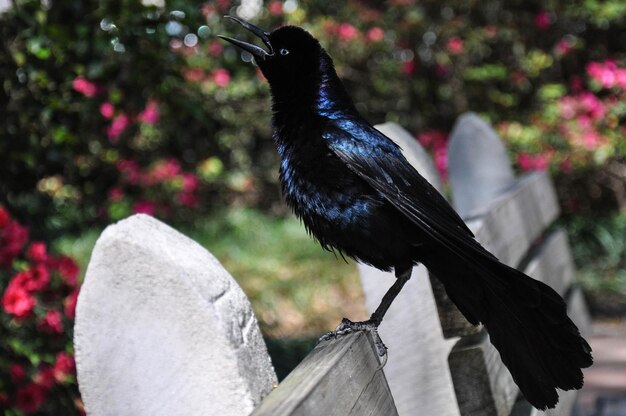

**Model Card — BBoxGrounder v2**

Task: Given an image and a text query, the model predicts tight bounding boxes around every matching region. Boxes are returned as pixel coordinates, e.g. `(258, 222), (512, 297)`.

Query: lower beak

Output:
(218, 15), (274, 61)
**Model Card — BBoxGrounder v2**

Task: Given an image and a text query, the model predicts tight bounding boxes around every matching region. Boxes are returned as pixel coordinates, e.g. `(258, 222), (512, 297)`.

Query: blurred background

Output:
(1, 0), (625, 414)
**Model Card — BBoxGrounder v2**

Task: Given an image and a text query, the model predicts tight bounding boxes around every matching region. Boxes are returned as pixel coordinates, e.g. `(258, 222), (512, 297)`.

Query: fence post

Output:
(357, 122), (461, 416)
(75, 214), (277, 416)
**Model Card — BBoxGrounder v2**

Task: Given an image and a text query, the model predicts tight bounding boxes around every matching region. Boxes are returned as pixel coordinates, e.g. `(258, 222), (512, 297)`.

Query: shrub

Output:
(0, 206), (81, 414)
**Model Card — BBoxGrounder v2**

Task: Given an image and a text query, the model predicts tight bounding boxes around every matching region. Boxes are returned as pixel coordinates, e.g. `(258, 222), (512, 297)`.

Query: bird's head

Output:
(219, 16), (326, 92)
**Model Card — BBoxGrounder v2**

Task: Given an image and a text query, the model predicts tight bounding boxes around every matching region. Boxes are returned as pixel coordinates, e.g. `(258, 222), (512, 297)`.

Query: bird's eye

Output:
(279, 48), (290, 56)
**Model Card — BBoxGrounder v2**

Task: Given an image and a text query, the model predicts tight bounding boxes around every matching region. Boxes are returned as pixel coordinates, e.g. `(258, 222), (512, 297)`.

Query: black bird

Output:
(219, 17), (592, 410)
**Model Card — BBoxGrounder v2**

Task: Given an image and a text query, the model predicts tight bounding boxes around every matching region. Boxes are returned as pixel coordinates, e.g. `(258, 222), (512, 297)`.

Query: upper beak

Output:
(218, 15), (274, 60)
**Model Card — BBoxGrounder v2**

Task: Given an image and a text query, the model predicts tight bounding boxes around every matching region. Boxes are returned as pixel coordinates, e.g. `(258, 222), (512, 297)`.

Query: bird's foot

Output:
(318, 318), (388, 359)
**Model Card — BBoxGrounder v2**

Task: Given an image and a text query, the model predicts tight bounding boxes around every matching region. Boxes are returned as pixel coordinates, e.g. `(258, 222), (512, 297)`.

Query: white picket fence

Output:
(74, 112), (590, 416)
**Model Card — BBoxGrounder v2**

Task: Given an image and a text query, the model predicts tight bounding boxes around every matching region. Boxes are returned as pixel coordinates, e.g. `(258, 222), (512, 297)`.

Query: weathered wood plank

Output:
(252, 331), (398, 416)
(448, 112), (516, 218)
(523, 229), (574, 297)
(449, 331), (518, 416)
(467, 171), (560, 268)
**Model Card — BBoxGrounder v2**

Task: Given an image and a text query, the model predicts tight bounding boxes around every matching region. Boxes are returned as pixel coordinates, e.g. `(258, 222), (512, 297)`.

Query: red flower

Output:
(268, 0), (282, 15)
(207, 41), (223, 57)
(534, 10), (551, 30)
(39, 310), (64, 334)
(53, 352), (75, 382)
(16, 383), (47, 413)
(402, 58), (416, 76)
(106, 113), (131, 143)
(26, 242), (48, 263)
(366, 27), (384, 43)
(0, 206), (9, 228)
(177, 192), (199, 208)
(0, 221), (29, 267)
(34, 366), (56, 390)
(27, 265), (51, 292)
(138, 100), (160, 125)
(99, 102), (115, 119)
(107, 187), (124, 202)
(338, 23), (359, 41)
(10, 363), (27, 383)
(64, 289), (80, 320)
(213, 68), (231, 87)
(2, 285), (36, 318)
(72, 76), (98, 97)
(447, 37), (464, 54)
(56, 256), (79, 286)
(0, 392), (9, 407)
(132, 200), (157, 215)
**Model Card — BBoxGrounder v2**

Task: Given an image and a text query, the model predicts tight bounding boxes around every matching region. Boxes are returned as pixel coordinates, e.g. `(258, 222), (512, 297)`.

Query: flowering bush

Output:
(0, 206), (82, 414)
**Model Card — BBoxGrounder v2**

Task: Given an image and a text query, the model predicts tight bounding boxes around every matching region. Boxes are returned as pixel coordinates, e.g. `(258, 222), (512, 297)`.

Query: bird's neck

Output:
(270, 53), (358, 129)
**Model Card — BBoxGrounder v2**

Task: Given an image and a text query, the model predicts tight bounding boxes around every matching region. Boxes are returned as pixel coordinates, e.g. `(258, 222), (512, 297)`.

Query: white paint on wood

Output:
(448, 112), (516, 217)
(252, 331), (398, 416)
(523, 229), (574, 297)
(75, 214), (277, 416)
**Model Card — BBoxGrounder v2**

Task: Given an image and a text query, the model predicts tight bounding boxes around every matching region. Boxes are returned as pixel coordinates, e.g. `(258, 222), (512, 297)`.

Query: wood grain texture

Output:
(523, 229), (574, 297)
(251, 331), (398, 416)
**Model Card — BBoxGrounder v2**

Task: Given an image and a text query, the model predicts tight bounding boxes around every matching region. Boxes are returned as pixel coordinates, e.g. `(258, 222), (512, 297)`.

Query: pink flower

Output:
(0, 221), (29, 267)
(183, 68), (205, 82)
(417, 130), (448, 149)
(108, 187), (124, 202)
(616, 69), (626, 90)
(555, 38), (573, 56)
(99, 102), (115, 119)
(0, 206), (10, 228)
(106, 113), (131, 142)
(132, 200), (157, 215)
(213, 68), (231, 87)
(64, 289), (79, 320)
(178, 192), (199, 208)
(434, 147), (448, 179)
(38, 310), (64, 334)
(2, 285), (36, 318)
(53, 352), (75, 382)
(72, 76), (98, 97)
(116, 159), (141, 185)
(366, 27), (384, 43)
(55, 256), (80, 286)
(10, 364), (27, 383)
(517, 152), (550, 171)
(149, 159), (181, 183)
(579, 92), (606, 120)
(587, 61), (617, 88)
(208, 41), (224, 57)
(534, 10), (551, 30)
(27, 265), (50, 292)
(338, 23), (359, 41)
(16, 383), (47, 413)
(181, 173), (199, 193)
(559, 96), (576, 119)
(268, 0), (282, 15)
(447, 37), (464, 54)
(34, 366), (56, 390)
(581, 131), (604, 150)
(138, 100), (160, 125)
(402, 58), (416, 76)
(27, 242), (48, 263)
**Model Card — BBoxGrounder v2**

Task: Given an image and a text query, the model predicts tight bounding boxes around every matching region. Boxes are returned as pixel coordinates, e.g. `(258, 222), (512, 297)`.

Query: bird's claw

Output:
(318, 318), (388, 360)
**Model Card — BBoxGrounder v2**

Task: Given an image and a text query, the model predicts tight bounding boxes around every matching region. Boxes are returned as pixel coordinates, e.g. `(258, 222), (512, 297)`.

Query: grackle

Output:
(219, 17), (592, 410)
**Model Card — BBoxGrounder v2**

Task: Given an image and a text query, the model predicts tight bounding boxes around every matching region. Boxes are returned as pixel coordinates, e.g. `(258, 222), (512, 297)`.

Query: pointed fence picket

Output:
(75, 114), (590, 416)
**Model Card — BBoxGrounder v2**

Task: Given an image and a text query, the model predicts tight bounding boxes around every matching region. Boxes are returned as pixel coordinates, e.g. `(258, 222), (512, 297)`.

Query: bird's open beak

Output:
(218, 15), (274, 60)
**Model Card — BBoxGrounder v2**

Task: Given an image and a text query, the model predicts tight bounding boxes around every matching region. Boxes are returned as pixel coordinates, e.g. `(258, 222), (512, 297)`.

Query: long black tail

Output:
(426, 254), (593, 410)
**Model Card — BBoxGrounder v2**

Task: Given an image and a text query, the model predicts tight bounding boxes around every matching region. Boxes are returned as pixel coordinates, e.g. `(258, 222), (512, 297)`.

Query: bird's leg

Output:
(318, 267), (412, 357)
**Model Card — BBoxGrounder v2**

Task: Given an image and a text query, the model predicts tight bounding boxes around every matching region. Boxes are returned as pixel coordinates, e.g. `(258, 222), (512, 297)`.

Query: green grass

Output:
(55, 209), (365, 338)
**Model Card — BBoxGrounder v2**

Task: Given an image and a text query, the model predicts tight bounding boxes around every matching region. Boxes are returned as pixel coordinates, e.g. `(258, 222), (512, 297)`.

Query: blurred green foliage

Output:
(2, 0), (625, 240)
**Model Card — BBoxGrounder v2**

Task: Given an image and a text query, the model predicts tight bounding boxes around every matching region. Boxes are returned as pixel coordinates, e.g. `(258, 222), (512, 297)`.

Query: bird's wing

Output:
(322, 120), (497, 265)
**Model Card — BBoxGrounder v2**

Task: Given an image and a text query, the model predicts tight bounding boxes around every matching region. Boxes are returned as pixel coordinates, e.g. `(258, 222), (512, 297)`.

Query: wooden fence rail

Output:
(75, 113), (590, 416)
